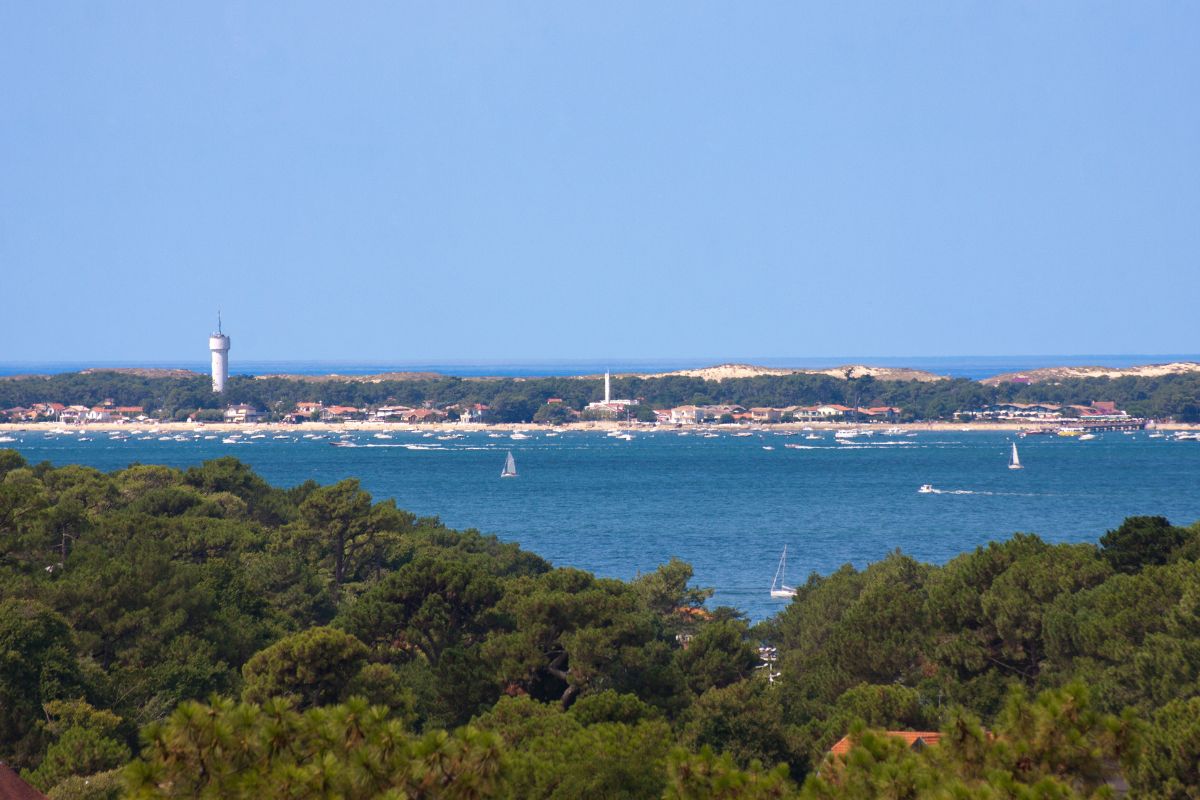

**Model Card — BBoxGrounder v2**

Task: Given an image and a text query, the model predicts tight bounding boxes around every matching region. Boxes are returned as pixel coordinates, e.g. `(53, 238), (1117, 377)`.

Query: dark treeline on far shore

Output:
(2, 369), (1200, 423)
(3, 450), (1200, 797)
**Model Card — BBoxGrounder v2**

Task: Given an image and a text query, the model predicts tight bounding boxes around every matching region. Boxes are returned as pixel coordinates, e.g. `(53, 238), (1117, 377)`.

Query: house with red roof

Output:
(398, 408), (446, 424)
(0, 763), (47, 799)
(829, 730), (943, 758)
(321, 405), (365, 421)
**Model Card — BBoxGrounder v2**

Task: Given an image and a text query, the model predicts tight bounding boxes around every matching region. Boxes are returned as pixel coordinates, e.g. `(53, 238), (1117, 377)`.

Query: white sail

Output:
(770, 546), (797, 598)
(1009, 442), (1023, 470)
(501, 451), (518, 478)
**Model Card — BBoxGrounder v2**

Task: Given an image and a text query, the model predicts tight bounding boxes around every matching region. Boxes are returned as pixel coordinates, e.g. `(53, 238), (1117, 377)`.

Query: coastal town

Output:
(0, 394), (1158, 434)
(0, 327), (1188, 433)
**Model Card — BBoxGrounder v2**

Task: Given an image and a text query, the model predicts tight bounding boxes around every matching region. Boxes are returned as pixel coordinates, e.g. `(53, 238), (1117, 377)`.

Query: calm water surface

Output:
(6, 429), (1198, 620)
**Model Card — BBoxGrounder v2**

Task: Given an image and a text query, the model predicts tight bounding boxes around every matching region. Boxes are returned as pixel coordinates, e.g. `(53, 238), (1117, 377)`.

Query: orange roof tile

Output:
(830, 731), (942, 757)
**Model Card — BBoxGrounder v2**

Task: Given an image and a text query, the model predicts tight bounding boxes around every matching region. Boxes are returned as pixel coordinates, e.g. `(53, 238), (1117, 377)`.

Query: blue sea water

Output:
(2, 354), (1198, 381)
(6, 429), (1198, 621)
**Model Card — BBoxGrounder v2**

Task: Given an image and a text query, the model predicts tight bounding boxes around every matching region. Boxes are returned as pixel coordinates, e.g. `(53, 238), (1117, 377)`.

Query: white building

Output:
(586, 370), (634, 416)
(209, 314), (231, 393)
(224, 404), (262, 423)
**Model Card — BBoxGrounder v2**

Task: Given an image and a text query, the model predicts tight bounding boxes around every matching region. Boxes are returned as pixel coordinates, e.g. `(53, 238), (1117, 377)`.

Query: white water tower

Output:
(209, 313), (230, 393)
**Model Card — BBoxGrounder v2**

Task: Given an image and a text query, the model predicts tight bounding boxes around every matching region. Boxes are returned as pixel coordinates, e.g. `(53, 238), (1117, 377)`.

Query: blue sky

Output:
(2, 3), (1197, 363)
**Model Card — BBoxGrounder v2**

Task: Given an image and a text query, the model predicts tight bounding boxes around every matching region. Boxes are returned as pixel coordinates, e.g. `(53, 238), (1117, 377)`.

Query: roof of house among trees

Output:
(0, 763), (47, 800)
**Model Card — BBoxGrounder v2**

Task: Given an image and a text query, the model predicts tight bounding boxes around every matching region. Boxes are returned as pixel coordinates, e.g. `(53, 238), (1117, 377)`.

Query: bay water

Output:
(6, 428), (1198, 620)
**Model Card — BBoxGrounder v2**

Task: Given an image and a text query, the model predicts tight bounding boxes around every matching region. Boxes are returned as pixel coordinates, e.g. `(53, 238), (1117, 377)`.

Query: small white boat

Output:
(1008, 442), (1023, 470)
(1078, 433), (1096, 441)
(500, 451), (518, 478)
(834, 429), (859, 439)
(770, 546), (797, 599)
(805, 434), (822, 440)
(510, 433), (530, 440)
(762, 445), (775, 451)
(918, 484), (936, 494)
(374, 433), (393, 440)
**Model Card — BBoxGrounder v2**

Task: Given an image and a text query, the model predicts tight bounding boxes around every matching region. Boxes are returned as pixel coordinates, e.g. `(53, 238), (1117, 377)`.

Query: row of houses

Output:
(958, 400), (1129, 421)
(4, 398), (902, 426)
(658, 404), (902, 425)
(230, 401), (495, 425)
(3, 401), (149, 423)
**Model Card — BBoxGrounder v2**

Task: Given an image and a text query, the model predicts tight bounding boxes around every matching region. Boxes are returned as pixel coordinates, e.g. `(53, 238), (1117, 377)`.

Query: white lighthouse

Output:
(209, 313), (230, 393)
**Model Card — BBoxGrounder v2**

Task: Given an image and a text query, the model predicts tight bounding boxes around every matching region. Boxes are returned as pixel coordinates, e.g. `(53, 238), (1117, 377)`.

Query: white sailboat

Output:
(500, 451), (518, 478)
(770, 546), (797, 599)
(1008, 441), (1023, 470)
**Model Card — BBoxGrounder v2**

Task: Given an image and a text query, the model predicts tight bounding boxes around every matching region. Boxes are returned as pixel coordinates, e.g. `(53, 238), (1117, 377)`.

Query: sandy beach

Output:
(2, 420), (1195, 435)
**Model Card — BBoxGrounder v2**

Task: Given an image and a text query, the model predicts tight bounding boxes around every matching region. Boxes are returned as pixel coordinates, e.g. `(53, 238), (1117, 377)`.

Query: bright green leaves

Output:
(241, 626), (369, 708)
(126, 697), (504, 800)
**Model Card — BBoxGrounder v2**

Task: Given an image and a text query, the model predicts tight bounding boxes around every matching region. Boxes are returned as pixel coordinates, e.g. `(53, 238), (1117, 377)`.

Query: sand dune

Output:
(982, 361), (1200, 385)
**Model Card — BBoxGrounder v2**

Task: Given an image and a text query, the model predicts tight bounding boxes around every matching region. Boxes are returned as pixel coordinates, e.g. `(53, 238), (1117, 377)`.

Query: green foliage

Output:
(46, 769), (123, 800)
(677, 619), (759, 694)
(24, 699), (130, 792)
(664, 747), (797, 800)
(568, 690), (660, 726)
(681, 679), (804, 775)
(125, 696), (504, 799)
(241, 626), (369, 708)
(509, 720), (674, 799)
(1098, 515), (1190, 573)
(634, 557), (715, 620)
(1130, 695), (1200, 798)
(531, 403), (575, 425)
(1042, 559), (1200, 713)
(0, 598), (84, 767)
(803, 683), (1133, 799)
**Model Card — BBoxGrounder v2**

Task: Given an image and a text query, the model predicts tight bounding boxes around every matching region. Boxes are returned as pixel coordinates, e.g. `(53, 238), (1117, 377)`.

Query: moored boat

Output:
(770, 546), (796, 599)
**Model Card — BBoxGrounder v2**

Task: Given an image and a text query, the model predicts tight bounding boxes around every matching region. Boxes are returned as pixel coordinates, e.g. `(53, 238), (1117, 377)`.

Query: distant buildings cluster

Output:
(655, 404), (901, 425)
(2, 400), (149, 424)
(957, 400), (1130, 421)
(212, 400), (902, 425)
(3, 396), (1144, 427)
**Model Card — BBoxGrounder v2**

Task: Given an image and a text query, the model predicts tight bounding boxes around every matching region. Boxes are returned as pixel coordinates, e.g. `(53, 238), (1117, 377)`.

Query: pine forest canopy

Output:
(1, 450), (1200, 797)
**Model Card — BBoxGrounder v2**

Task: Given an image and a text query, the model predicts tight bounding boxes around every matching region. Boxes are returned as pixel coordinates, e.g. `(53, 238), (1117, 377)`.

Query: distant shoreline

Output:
(3, 420), (1198, 434)
(4, 354), (1200, 383)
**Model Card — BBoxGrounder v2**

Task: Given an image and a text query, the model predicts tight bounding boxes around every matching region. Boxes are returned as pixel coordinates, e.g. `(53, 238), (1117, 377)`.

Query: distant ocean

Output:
(2, 355), (1198, 381)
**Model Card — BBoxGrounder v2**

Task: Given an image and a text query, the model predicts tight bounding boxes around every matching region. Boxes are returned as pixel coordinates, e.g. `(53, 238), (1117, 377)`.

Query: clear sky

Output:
(2, 3), (1197, 363)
